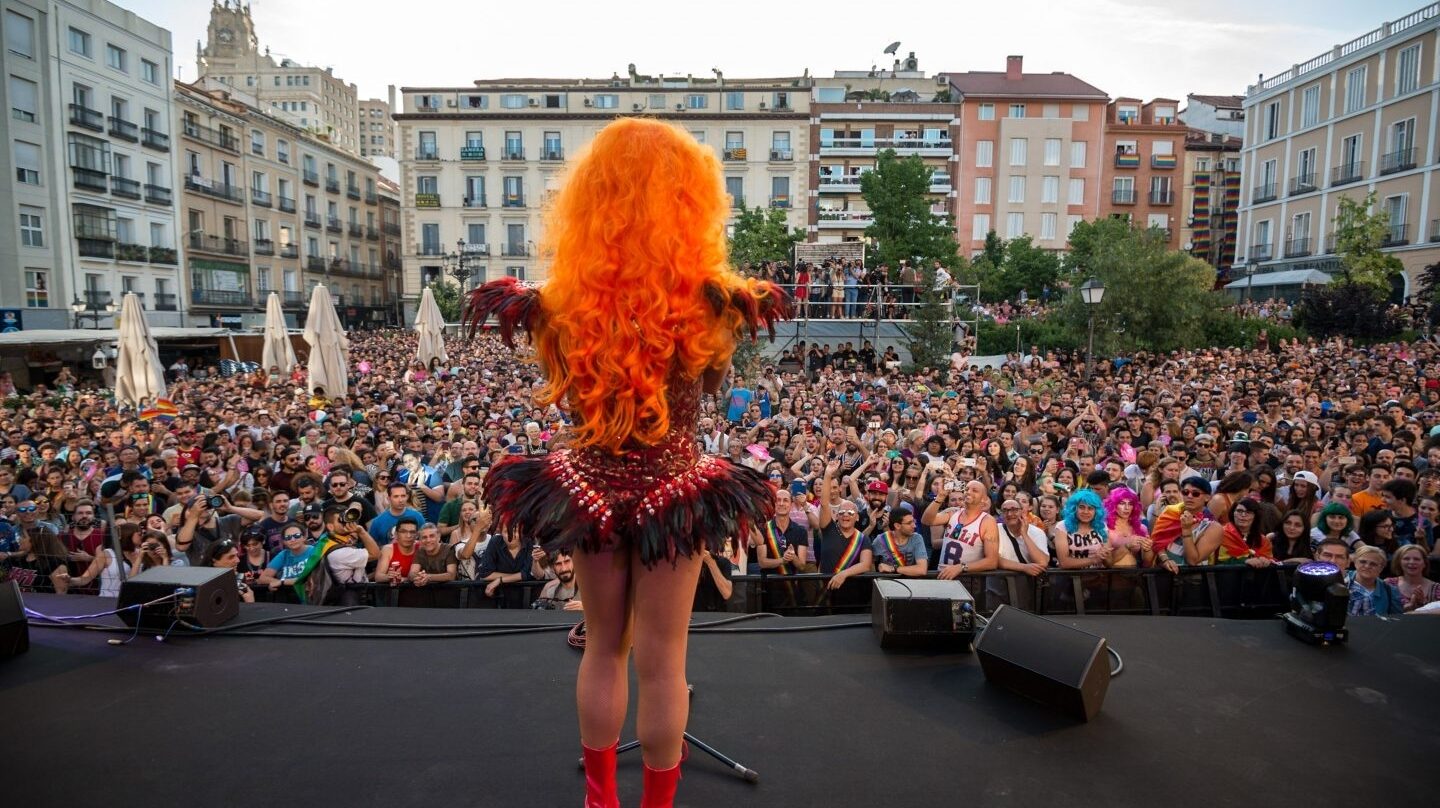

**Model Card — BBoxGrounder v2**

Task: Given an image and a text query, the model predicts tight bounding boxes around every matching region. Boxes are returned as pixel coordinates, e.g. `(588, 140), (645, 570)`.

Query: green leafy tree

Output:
(983, 235), (1060, 301)
(861, 149), (960, 275)
(1332, 192), (1404, 293)
(427, 279), (462, 323)
(904, 264), (955, 373)
(728, 206), (803, 269)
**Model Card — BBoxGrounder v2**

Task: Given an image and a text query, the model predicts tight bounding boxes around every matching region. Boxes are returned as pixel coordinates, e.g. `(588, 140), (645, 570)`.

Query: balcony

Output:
(1288, 174), (1318, 196)
(78, 239), (114, 258)
(325, 178), (340, 194)
(382, 222), (401, 236)
(417, 243), (444, 257)
(69, 103), (104, 131)
(415, 193), (441, 208)
(302, 170), (319, 186)
(819, 175), (862, 193)
(154, 293), (177, 311)
(1150, 154), (1177, 169)
(190, 233), (249, 257)
(184, 175), (245, 204)
(366, 226), (380, 240)
(819, 136), (951, 155)
(251, 188), (273, 207)
(929, 174), (953, 193)
(462, 243), (490, 256)
(1252, 183), (1278, 204)
(1382, 224), (1409, 247)
(279, 243), (299, 259)
(326, 217), (343, 233)
(182, 121), (239, 153)
(348, 222), (364, 238)
(83, 290), (113, 308)
(541, 147), (564, 161)
(254, 238), (275, 256)
(1113, 151), (1140, 169)
(141, 128), (169, 151)
(1330, 161), (1365, 187)
(281, 291), (307, 308)
(1378, 147), (1416, 175)
(304, 212), (322, 229)
(1111, 189), (1137, 205)
(115, 242), (149, 262)
(460, 146), (486, 161)
(1148, 190), (1175, 205)
(191, 289), (253, 307)
(1322, 233), (1337, 254)
(365, 190), (378, 205)
(307, 255), (327, 272)
(502, 148), (526, 161)
(144, 184), (171, 205)
(278, 196), (296, 213)
(110, 176), (141, 199)
(346, 184), (361, 200)
(148, 246), (176, 264)
(108, 116), (138, 142)
(502, 194), (525, 208)
(729, 196), (746, 209)
(817, 209), (875, 228)
(769, 196), (791, 209)
(1283, 236), (1312, 258)
(502, 243), (529, 257)
(1249, 243), (1273, 261)
(72, 167), (108, 192)
(769, 149), (793, 161)
(723, 148), (748, 161)
(415, 148), (440, 161)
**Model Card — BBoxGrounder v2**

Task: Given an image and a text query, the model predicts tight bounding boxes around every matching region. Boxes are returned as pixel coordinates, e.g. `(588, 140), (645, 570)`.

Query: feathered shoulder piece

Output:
(463, 277), (542, 346)
(704, 279), (793, 343)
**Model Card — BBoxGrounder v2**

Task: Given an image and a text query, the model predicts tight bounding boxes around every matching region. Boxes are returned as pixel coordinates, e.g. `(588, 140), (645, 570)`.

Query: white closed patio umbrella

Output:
(414, 285), (449, 370)
(261, 291), (297, 376)
(113, 292), (167, 409)
(302, 284), (349, 398)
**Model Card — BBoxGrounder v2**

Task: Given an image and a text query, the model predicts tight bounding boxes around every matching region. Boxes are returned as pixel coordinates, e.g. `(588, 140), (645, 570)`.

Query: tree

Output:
(904, 265), (955, 373)
(427, 279), (462, 323)
(1057, 218), (1219, 353)
(728, 205), (803, 269)
(981, 235), (1060, 302)
(861, 149), (960, 274)
(1332, 192), (1404, 294)
(1417, 260), (1440, 330)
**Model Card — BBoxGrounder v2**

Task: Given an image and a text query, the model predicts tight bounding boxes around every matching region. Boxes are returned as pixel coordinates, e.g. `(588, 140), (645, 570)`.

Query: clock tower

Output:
(198, 0), (259, 69)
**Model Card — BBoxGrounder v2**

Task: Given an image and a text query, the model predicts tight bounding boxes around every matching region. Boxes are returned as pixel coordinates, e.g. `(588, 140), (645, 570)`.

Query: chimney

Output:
(1006, 55), (1023, 80)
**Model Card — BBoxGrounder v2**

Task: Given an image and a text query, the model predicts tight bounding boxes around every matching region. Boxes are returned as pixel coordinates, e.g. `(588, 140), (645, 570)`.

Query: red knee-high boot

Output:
(640, 760), (682, 808)
(581, 741), (620, 808)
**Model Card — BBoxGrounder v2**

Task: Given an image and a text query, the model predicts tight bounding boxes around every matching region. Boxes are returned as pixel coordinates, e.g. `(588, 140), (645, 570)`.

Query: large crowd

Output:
(2, 319), (1439, 617)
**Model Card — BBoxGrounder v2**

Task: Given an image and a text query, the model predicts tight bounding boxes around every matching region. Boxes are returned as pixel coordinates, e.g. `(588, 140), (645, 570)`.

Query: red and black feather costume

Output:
(464, 277), (791, 567)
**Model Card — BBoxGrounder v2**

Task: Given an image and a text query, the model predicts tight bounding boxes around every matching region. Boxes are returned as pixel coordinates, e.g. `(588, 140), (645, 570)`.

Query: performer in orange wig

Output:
(463, 118), (788, 808)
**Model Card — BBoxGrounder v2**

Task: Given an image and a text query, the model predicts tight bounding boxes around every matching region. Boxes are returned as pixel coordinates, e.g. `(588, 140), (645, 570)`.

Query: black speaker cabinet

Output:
(0, 580), (28, 659)
(871, 578), (977, 651)
(117, 566), (239, 630)
(975, 605), (1111, 721)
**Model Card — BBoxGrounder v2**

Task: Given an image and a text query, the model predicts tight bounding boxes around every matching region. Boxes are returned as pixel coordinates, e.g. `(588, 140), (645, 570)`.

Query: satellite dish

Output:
(1183, 241), (1194, 250)
(883, 41), (901, 55)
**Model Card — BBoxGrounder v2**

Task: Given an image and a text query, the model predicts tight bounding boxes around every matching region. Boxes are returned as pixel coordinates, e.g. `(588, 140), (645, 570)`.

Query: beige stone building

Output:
(392, 68), (811, 323)
(1238, 3), (1440, 301)
(195, 0), (361, 156)
(359, 97), (396, 160)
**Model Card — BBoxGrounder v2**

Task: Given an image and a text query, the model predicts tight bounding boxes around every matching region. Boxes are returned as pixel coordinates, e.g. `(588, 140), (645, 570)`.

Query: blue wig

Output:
(1062, 489), (1108, 540)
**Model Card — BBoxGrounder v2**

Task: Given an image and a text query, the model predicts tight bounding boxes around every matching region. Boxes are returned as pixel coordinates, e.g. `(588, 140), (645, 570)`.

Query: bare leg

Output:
(573, 548), (634, 748)
(631, 547), (704, 769)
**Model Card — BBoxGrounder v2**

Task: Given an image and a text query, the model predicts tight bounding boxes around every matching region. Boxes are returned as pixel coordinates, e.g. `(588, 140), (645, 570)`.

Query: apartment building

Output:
(196, 0), (361, 155)
(944, 56), (1108, 254)
(1098, 98), (1187, 248)
(176, 79), (388, 329)
(1179, 94), (1246, 140)
(1238, 3), (1440, 300)
(2, 0), (181, 328)
(392, 68), (811, 323)
(1181, 129), (1244, 276)
(378, 177), (402, 321)
(359, 97), (396, 160)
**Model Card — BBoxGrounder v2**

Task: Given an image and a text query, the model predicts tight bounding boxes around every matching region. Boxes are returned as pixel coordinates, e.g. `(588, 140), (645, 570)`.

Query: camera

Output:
(342, 501), (365, 524)
(206, 495), (225, 509)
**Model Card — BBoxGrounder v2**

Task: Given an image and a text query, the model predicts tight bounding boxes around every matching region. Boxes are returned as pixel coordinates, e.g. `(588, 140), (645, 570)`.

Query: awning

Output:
(0, 327), (232, 348)
(1224, 268), (1332, 289)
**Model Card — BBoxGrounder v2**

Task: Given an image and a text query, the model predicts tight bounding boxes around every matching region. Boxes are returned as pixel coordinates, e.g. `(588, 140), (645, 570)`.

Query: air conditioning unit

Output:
(632, 103), (644, 112)
(527, 98), (538, 107)
(675, 104), (685, 112)
(583, 98), (593, 107)
(446, 100), (457, 107)
(759, 101), (767, 109)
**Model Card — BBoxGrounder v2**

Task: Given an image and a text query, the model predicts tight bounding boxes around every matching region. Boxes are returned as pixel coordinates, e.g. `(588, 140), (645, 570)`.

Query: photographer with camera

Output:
(175, 491), (259, 566)
(323, 503), (380, 586)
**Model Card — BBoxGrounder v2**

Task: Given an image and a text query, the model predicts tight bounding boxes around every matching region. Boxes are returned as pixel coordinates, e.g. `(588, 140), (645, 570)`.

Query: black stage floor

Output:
(4, 595), (1436, 807)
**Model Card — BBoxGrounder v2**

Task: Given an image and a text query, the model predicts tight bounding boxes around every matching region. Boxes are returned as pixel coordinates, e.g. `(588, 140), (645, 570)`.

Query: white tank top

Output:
(938, 508), (988, 567)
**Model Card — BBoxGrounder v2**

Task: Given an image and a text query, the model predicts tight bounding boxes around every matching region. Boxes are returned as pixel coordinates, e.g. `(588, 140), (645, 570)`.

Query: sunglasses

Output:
(17, 505), (36, 513)
(282, 532), (305, 541)
(1181, 489), (1207, 497)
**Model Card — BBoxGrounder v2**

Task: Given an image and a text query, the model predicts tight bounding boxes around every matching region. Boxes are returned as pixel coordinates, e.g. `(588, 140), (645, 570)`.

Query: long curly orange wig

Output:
(533, 118), (771, 454)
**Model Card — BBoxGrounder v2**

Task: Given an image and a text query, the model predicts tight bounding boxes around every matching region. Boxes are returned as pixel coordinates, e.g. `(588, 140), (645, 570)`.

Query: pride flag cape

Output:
(286, 536), (343, 604)
(140, 398), (178, 423)
(1150, 503), (1186, 555)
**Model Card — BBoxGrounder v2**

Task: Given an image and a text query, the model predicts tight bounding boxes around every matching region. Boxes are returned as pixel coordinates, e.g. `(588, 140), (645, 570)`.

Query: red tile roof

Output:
(942, 71), (1107, 99)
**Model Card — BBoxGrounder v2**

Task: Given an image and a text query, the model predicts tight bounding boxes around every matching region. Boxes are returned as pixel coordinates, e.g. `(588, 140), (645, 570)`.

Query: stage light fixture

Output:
(1283, 562), (1349, 645)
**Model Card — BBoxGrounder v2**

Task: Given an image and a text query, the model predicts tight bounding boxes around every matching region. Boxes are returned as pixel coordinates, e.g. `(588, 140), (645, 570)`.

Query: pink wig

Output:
(1104, 487), (1148, 536)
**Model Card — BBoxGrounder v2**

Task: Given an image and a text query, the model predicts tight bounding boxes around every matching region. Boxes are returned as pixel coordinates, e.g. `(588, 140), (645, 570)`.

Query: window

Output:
(725, 176), (743, 206)
(14, 141), (41, 185)
(1291, 211), (1311, 241)
(1009, 138), (1027, 166)
(1254, 220), (1271, 253)
(25, 269), (48, 308)
(816, 87), (844, 103)
(140, 59), (160, 84)
(726, 91), (744, 110)
(686, 94), (708, 109)
(1154, 105), (1176, 124)
(19, 207), (43, 247)
(544, 131), (562, 158)
(1067, 215), (1084, 236)
(1150, 176), (1172, 197)
(463, 95), (487, 110)
(1008, 104), (1026, 118)
(973, 177), (991, 204)
(1345, 66), (1366, 113)
(977, 103), (995, 121)
(1042, 103), (1059, 119)
(421, 223), (440, 254)
(1384, 194), (1408, 233)
(1006, 212), (1024, 238)
(1301, 85), (1320, 127)
(1264, 102), (1280, 140)
(1260, 159), (1277, 189)
(6, 11), (35, 58)
(976, 140), (993, 168)
(1068, 178), (1084, 205)
(1008, 176), (1026, 203)
(69, 27), (91, 57)
(1113, 177), (1135, 195)
(1041, 176), (1059, 204)
(1390, 117), (1415, 154)
(972, 214), (991, 238)
(1340, 133), (1362, 169)
(506, 266), (526, 281)
(1146, 213), (1168, 231)
(466, 223), (486, 247)
(251, 130), (265, 156)
(277, 139), (289, 164)
(647, 94), (665, 110)
(770, 176), (790, 204)
(1040, 213), (1057, 240)
(464, 175), (485, 205)
(725, 131), (744, 150)
(544, 94), (562, 109)
(690, 130), (705, 144)
(1071, 104), (1089, 122)
(504, 131), (523, 157)
(593, 94), (618, 109)
(1071, 141), (1087, 168)
(1297, 147), (1316, 182)
(1117, 105), (1138, 124)
(501, 94), (527, 109)
(106, 44), (126, 72)
(1043, 138), (1061, 166)
(1153, 140), (1173, 156)
(9, 76), (38, 122)
(1397, 44), (1421, 95)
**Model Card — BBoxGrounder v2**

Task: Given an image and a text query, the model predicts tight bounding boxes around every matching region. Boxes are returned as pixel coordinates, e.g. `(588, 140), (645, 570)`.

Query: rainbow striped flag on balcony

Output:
(1151, 154), (1177, 169)
(1115, 152), (1140, 168)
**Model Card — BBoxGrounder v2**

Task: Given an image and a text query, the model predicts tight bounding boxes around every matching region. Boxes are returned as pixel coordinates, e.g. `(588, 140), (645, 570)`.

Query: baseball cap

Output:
(866, 480), (890, 494)
(302, 502), (324, 517)
(1292, 471), (1320, 487)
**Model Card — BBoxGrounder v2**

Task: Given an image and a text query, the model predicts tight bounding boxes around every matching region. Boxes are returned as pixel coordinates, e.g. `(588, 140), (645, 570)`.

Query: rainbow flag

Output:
(140, 398), (179, 423)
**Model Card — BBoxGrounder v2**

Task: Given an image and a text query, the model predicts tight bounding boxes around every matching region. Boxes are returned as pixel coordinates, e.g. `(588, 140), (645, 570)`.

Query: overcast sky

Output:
(127, 0), (1424, 102)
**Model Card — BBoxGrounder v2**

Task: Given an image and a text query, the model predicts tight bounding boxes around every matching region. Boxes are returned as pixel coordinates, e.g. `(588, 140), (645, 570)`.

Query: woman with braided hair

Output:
(463, 118), (789, 808)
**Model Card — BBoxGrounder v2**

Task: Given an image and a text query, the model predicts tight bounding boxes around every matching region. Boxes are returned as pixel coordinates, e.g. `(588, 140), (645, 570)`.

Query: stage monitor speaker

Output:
(975, 605), (1111, 722)
(871, 578), (977, 651)
(0, 580), (28, 659)
(117, 566), (239, 630)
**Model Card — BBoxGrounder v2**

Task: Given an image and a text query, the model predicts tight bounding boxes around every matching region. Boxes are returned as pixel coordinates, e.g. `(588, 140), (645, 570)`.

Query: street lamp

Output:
(1245, 259), (1259, 304)
(1079, 277), (1105, 382)
(71, 296), (116, 329)
(441, 238), (485, 287)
